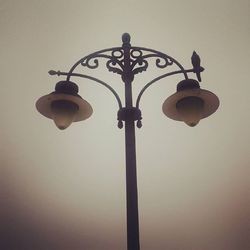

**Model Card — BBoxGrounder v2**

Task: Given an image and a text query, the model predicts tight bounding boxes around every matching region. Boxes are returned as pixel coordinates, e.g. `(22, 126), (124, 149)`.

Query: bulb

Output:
(51, 100), (79, 130)
(176, 96), (204, 127)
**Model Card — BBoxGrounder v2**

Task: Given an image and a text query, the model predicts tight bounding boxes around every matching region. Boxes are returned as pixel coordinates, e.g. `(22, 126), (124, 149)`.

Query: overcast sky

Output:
(1, 0), (250, 249)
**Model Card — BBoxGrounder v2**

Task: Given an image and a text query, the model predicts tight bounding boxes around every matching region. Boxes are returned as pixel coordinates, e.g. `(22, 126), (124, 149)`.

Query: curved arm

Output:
(50, 70), (123, 109)
(136, 69), (194, 108)
(66, 47), (123, 81)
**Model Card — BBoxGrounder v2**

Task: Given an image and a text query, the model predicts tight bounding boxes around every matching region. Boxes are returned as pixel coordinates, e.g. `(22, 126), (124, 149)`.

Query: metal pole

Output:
(122, 33), (140, 250)
(125, 119), (140, 250)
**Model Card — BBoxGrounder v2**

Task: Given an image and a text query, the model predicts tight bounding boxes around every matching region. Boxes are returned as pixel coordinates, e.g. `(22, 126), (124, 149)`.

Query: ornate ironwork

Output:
(49, 33), (205, 128)
(129, 48), (174, 76)
(65, 46), (188, 80)
(79, 48), (125, 76)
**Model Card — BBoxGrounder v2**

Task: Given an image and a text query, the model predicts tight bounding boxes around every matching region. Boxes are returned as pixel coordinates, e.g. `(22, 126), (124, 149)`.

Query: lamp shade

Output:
(36, 81), (93, 129)
(162, 79), (219, 126)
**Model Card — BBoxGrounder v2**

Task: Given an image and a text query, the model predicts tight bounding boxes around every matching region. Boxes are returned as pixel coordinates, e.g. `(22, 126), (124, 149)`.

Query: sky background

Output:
(1, 0), (250, 249)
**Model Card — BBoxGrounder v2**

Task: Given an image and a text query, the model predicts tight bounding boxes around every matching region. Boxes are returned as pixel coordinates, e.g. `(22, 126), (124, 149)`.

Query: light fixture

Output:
(162, 79), (219, 126)
(36, 33), (219, 250)
(36, 80), (92, 129)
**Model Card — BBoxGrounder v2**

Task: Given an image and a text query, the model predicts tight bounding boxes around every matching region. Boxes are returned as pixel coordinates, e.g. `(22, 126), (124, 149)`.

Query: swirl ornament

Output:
(81, 57), (99, 69)
(132, 60), (148, 75)
(106, 59), (123, 75)
(155, 57), (173, 68)
(111, 49), (124, 59)
(131, 49), (143, 59)
(79, 48), (124, 76)
(130, 48), (175, 76)
(80, 48), (124, 75)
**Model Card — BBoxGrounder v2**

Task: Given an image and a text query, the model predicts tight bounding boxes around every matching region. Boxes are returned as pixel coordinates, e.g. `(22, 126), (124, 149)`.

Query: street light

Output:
(36, 33), (219, 250)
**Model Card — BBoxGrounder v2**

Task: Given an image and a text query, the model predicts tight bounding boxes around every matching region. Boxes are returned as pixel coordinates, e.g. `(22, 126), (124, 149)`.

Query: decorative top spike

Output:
(122, 33), (131, 44)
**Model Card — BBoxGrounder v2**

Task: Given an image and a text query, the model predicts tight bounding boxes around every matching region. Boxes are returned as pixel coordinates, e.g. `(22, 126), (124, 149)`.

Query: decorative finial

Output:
(122, 33), (131, 44)
(48, 70), (57, 75)
(48, 70), (61, 76)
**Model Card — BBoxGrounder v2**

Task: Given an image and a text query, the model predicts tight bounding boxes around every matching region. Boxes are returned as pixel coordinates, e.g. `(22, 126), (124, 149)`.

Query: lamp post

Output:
(36, 33), (219, 250)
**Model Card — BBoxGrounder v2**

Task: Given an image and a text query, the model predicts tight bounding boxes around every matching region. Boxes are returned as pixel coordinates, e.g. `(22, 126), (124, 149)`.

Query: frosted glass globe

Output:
(51, 100), (79, 130)
(176, 96), (204, 127)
